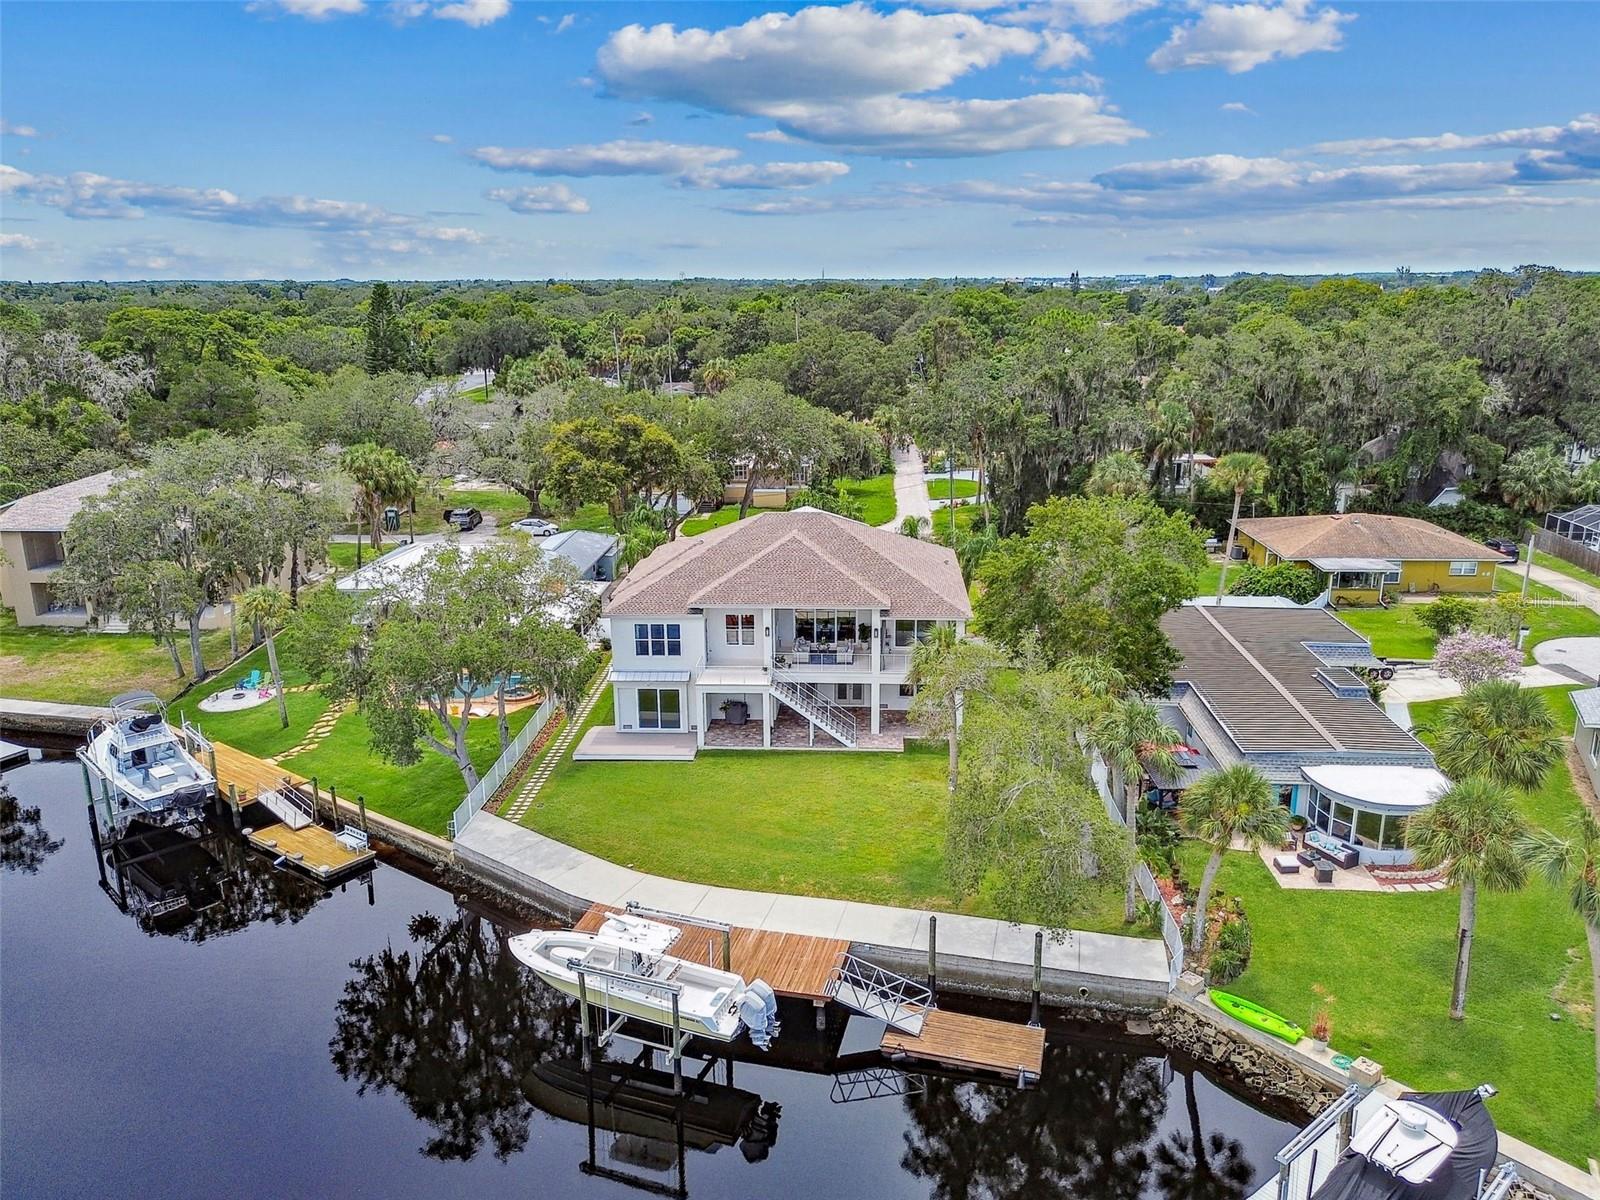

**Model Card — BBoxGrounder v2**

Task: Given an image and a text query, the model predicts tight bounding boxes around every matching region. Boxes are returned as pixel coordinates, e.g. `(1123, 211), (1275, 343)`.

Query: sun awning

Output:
(1309, 557), (1399, 573)
(1301, 764), (1450, 813)
(609, 668), (692, 683)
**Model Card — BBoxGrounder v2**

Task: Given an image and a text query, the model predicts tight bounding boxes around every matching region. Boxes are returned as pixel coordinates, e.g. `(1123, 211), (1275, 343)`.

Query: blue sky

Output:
(2, 0), (1597, 280)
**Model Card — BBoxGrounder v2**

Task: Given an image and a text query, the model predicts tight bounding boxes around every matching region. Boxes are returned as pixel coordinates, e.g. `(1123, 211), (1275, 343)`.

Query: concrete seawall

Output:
(0, 697), (112, 737)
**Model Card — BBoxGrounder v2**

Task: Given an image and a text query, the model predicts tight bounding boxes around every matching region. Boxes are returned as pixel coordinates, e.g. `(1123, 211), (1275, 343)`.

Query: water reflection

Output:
(1151, 1068), (1254, 1200)
(1, 779), (64, 874)
(330, 908), (581, 1162)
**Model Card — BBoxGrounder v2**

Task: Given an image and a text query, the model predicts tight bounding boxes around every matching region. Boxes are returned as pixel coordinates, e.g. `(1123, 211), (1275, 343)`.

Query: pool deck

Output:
(454, 811), (1171, 1009)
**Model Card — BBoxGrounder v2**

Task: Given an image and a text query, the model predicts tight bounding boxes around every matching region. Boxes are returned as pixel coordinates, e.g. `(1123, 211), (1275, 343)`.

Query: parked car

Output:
(1484, 537), (1519, 562)
(513, 517), (560, 536)
(444, 506), (483, 531)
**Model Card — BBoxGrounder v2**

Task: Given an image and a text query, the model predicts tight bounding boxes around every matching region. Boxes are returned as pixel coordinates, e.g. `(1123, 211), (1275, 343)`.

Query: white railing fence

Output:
(448, 695), (555, 839)
(1093, 752), (1187, 986)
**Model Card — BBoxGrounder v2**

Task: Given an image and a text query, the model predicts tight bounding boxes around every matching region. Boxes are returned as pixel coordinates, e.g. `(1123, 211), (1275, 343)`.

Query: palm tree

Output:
(1179, 764), (1289, 952)
(1407, 776), (1530, 1019)
(1433, 679), (1561, 792)
(1499, 445), (1572, 516)
(234, 584), (292, 729)
(1094, 696), (1179, 924)
(1210, 452), (1269, 598)
(1520, 810), (1600, 1106)
(340, 442), (419, 552)
(1086, 451), (1149, 499)
(908, 628), (1008, 794)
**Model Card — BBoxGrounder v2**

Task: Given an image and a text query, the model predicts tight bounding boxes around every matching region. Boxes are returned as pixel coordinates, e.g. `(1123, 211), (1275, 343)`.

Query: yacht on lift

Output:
(78, 691), (216, 839)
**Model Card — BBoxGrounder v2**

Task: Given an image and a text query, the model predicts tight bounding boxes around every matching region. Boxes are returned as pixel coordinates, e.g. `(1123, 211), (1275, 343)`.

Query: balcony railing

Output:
(774, 640), (869, 670)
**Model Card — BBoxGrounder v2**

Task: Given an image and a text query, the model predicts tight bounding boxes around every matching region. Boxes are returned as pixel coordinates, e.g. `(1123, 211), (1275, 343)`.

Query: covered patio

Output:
(1310, 555), (1399, 602)
(705, 707), (917, 751)
(1300, 763), (1449, 865)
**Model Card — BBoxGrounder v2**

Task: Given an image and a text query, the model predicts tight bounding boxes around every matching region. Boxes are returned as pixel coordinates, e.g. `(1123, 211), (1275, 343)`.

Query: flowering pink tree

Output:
(1434, 630), (1523, 689)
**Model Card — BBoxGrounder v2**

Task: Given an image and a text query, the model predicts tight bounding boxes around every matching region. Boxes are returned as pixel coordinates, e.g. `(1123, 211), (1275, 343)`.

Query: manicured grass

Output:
(1337, 596), (1600, 662)
(1195, 561), (1224, 597)
(323, 541), (361, 570)
(926, 477), (979, 501)
(563, 503), (618, 534)
(170, 645), (328, 761)
(1534, 548), (1600, 591)
(0, 609), (233, 706)
(523, 684), (1134, 931)
(1493, 565), (1565, 599)
(931, 503), (984, 537)
(838, 472), (898, 526)
(681, 505), (744, 537)
(1335, 605), (1438, 660)
(1184, 685), (1597, 1165)
(287, 704), (538, 835)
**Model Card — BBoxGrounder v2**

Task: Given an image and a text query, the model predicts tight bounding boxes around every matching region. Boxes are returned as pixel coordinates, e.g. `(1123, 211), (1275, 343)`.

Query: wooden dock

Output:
(211, 738), (376, 882)
(577, 903), (848, 1001)
(880, 1009), (1046, 1082)
(244, 822), (375, 881)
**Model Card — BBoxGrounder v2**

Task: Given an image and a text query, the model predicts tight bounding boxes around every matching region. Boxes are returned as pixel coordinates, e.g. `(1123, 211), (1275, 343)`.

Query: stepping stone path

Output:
(268, 700), (352, 765)
(501, 673), (609, 823)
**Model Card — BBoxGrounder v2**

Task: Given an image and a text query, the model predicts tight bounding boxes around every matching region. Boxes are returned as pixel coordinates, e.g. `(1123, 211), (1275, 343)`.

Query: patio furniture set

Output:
(1271, 827), (1362, 884)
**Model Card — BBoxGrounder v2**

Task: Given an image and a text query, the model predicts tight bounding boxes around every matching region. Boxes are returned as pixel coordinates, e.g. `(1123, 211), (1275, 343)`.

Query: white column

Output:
(762, 606), (774, 668)
(762, 691), (772, 748)
(870, 681), (881, 735)
(696, 689), (706, 748)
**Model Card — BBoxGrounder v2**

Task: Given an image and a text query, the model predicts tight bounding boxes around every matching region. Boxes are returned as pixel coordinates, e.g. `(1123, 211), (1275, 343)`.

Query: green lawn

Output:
(522, 684), (1133, 931)
(1534, 548), (1600, 591)
(408, 486), (530, 535)
(1337, 596), (1600, 662)
(1185, 686), (1597, 1165)
(838, 473), (898, 526)
(1492, 565), (1565, 599)
(931, 503), (984, 537)
(563, 503), (618, 534)
(927, 477), (979, 501)
(681, 504), (744, 537)
(288, 704), (538, 835)
(0, 609), (233, 706)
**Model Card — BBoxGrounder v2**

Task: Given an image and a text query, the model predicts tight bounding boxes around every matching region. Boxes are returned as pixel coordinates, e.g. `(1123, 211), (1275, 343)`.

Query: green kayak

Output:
(1209, 989), (1304, 1045)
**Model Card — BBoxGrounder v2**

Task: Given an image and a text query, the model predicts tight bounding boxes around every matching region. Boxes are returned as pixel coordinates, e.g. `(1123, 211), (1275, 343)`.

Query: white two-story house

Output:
(585, 508), (971, 757)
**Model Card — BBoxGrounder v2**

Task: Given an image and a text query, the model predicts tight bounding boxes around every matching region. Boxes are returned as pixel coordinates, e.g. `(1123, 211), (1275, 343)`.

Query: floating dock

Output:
(881, 1008), (1046, 1083)
(0, 737), (30, 769)
(210, 739), (376, 882)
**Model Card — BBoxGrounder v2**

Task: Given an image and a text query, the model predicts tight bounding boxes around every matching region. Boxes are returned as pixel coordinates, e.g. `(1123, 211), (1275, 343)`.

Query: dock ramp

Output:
(825, 952), (930, 1035)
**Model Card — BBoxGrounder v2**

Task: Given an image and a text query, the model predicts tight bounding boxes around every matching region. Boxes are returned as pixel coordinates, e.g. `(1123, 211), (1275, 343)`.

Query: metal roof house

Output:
(1158, 600), (1448, 866)
(537, 530), (618, 583)
(582, 508), (970, 760)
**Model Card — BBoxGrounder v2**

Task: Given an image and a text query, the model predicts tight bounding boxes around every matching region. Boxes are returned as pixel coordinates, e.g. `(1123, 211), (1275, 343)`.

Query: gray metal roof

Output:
(1162, 604), (1427, 757)
(1573, 687), (1600, 728)
(539, 530), (618, 576)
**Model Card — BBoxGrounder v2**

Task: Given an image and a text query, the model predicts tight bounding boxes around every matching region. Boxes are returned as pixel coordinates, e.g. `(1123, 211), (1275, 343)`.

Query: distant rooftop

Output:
(1234, 513), (1503, 563)
(0, 470), (123, 533)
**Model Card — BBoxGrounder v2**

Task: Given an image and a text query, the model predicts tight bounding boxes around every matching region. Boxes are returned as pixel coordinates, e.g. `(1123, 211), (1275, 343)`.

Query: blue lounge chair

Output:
(238, 668), (263, 690)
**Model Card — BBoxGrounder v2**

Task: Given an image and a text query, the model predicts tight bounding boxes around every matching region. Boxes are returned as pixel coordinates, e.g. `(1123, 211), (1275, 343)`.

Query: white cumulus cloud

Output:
(1148, 0), (1351, 74)
(471, 140), (740, 176)
(595, 2), (1138, 156)
(432, 0), (510, 27)
(248, 0), (366, 19)
(680, 160), (850, 189)
(1314, 112), (1600, 157)
(485, 184), (591, 213)
(1, 120), (42, 138)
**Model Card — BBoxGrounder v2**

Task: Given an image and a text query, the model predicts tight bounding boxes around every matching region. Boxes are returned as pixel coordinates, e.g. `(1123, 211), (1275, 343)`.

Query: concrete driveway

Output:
(881, 443), (934, 531)
(1533, 636), (1600, 684)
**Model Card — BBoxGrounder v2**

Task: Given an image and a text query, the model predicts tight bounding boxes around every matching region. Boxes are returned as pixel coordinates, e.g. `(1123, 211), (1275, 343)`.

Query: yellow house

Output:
(1231, 514), (1502, 605)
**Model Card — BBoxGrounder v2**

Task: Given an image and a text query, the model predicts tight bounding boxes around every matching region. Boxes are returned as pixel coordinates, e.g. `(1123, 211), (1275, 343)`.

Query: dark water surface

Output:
(2, 752), (1299, 1199)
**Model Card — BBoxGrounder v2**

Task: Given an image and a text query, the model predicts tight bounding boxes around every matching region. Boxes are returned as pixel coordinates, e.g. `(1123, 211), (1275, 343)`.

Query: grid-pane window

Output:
(794, 609), (858, 644)
(1448, 561), (1479, 576)
(725, 613), (755, 645)
(894, 618), (950, 648)
(634, 622), (682, 656)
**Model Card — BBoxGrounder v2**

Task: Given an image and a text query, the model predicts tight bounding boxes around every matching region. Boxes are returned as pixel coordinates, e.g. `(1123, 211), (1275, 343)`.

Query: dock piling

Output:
(578, 972), (593, 1071)
(927, 915), (938, 995)
(1029, 930), (1043, 1027)
(357, 793), (369, 835)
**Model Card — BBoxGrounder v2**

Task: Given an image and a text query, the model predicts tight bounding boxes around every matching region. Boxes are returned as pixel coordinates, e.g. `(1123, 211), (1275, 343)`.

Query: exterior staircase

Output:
(259, 787), (314, 830)
(769, 667), (857, 748)
(825, 952), (931, 1035)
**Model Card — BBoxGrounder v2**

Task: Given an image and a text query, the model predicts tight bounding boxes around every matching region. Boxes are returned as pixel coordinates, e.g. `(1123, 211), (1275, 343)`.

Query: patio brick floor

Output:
(704, 707), (918, 751)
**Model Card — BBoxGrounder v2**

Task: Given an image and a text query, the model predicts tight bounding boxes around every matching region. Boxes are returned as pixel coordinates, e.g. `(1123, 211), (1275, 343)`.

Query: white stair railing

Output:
(259, 787), (314, 830)
(825, 952), (930, 1035)
(770, 667), (857, 747)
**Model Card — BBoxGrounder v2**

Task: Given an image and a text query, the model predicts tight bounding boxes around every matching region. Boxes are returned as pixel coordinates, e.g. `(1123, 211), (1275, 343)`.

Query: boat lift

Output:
(572, 958), (698, 1097)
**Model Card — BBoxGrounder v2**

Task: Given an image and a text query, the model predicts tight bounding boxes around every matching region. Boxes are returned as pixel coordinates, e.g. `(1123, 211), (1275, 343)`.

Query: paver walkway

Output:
(267, 699), (350, 764)
(454, 811), (1170, 993)
(880, 443), (934, 532)
(500, 670), (609, 822)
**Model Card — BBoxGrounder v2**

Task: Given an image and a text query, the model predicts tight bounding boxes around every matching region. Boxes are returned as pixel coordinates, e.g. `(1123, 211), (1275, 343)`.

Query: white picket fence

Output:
(1093, 754), (1188, 986)
(447, 695), (555, 839)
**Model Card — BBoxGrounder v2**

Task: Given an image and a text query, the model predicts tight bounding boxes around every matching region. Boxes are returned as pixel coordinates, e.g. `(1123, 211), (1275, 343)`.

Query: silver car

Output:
(513, 517), (560, 536)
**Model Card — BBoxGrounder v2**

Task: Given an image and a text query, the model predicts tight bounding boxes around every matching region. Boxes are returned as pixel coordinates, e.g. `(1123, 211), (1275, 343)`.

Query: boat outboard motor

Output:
(739, 1100), (783, 1163)
(738, 979), (780, 1049)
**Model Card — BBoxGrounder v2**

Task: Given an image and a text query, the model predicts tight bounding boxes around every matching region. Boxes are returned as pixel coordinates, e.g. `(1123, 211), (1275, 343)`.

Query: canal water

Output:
(2, 751), (1301, 1200)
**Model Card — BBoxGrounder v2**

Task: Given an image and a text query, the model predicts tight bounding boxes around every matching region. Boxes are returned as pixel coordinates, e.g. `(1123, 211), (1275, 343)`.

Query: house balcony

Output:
(774, 639), (871, 672)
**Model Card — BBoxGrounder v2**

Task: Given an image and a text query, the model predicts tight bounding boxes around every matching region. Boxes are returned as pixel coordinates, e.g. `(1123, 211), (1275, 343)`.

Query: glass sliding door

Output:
(637, 688), (683, 731)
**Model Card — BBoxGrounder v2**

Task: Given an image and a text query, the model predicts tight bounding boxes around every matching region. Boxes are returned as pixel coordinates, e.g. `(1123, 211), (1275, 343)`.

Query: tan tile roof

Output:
(1233, 513), (1503, 563)
(0, 470), (122, 533)
(1162, 604), (1428, 757)
(604, 508), (972, 619)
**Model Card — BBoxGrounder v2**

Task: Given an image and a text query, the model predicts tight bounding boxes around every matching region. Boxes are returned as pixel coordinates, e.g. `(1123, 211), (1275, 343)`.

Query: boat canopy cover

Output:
(1313, 1090), (1498, 1200)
